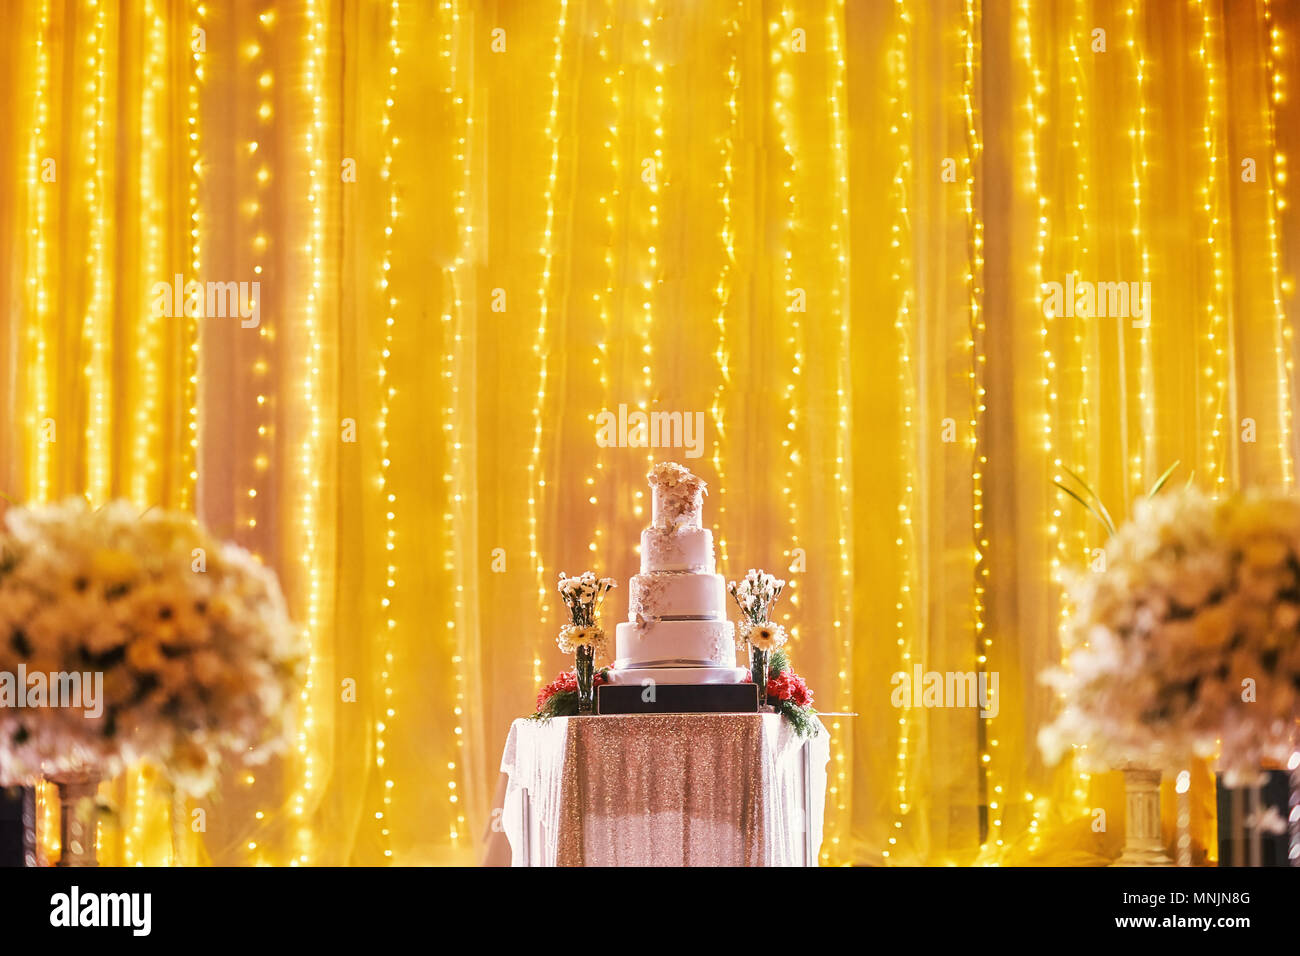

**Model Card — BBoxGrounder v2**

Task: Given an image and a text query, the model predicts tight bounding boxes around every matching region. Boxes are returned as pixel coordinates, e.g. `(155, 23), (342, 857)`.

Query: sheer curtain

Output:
(0, 0), (1294, 865)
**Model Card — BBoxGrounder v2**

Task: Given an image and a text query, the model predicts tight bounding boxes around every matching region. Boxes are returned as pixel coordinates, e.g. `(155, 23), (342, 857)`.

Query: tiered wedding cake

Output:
(608, 462), (748, 685)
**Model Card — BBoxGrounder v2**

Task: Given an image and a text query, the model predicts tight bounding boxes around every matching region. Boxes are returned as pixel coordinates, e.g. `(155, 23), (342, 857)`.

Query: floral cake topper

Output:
(647, 462), (706, 529)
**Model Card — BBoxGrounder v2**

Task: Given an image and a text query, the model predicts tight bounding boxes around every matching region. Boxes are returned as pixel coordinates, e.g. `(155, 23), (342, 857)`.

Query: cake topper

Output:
(646, 461), (707, 530)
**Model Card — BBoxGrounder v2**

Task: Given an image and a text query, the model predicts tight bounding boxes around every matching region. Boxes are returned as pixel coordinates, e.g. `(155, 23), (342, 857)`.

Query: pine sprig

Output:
(527, 668), (610, 720)
(779, 699), (821, 738)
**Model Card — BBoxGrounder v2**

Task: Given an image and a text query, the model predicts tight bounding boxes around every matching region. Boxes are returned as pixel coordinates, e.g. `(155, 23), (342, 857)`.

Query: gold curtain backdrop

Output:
(0, 0), (1296, 865)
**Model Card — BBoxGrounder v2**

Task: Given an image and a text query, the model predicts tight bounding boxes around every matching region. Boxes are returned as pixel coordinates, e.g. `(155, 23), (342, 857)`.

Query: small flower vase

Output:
(575, 644), (595, 715)
(1112, 768), (1174, 867)
(46, 772), (101, 867)
(751, 645), (769, 708)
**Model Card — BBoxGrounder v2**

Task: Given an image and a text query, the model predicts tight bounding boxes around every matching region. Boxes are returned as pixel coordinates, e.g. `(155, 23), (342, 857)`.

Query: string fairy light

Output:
(24, 0), (53, 506)
(132, 0), (165, 508)
(1018, 0), (1050, 847)
(1262, 0), (1295, 486)
(1197, 0), (1233, 495)
(120, 0), (168, 868)
(528, 0), (568, 688)
(372, 0), (401, 862)
(244, 5), (275, 542)
(710, 0), (741, 571)
(239, 5), (278, 861)
(443, 0), (473, 848)
(825, 0), (852, 863)
(83, 0), (110, 505)
(20, 0), (59, 847)
(961, 0), (1005, 843)
(637, 0), (661, 511)
(770, 3), (801, 636)
(181, 0), (205, 513)
(292, 0), (327, 865)
(1126, 1), (1156, 495)
(584, 1), (620, 567)
(883, 0), (917, 862)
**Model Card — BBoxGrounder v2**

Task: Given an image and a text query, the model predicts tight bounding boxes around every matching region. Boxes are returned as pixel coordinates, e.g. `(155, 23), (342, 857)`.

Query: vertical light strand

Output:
(373, 0), (401, 862)
(132, 0), (164, 507)
(22, 0), (60, 856)
(1018, 0), (1049, 844)
(82, 0), (113, 869)
(1197, 0), (1231, 495)
(444, 0), (473, 849)
(529, 0), (568, 687)
(710, 0), (741, 570)
(1262, 0), (1295, 486)
(883, 0), (917, 862)
(122, 0), (166, 868)
(181, 0), (205, 512)
(243, 5), (277, 861)
(1061, 0), (1095, 819)
(245, 8), (275, 544)
(1128, 1), (1156, 491)
(825, 0), (852, 863)
(962, 0), (1001, 842)
(636, 0), (662, 514)
(24, 0), (53, 506)
(83, 0), (110, 504)
(585, 2), (618, 566)
(293, 0), (327, 865)
(770, 4), (801, 636)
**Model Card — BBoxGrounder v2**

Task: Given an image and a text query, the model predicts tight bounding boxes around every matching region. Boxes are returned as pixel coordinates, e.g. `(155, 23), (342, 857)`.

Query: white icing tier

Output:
(606, 665), (749, 686)
(629, 572), (726, 622)
(651, 487), (702, 530)
(614, 619), (737, 668)
(640, 526), (714, 573)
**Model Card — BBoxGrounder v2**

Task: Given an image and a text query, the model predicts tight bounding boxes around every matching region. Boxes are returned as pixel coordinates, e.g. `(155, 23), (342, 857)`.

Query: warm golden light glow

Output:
(1, 0), (1296, 868)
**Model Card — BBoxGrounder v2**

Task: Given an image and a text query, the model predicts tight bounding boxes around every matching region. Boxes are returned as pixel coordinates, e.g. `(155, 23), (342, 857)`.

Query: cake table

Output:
(491, 712), (829, 866)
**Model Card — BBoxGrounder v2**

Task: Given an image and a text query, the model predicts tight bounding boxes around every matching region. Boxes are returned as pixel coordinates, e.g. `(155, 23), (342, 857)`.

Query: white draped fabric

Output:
(498, 714), (829, 867)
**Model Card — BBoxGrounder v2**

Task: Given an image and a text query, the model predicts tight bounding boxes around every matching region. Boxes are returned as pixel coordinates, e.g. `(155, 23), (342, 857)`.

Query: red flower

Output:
(766, 670), (813, 708)
(536, 670), (578, 711)
(536, 668), (608, 711)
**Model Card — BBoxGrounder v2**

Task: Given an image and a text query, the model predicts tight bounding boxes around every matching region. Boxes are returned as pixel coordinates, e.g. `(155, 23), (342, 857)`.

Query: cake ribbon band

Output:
(635, 613), (726, 623)
(613, 658), (733, 669)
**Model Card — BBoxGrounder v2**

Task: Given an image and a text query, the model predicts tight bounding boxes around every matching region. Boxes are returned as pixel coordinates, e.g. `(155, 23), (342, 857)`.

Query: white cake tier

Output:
(629, 571), (726, 622)
(614, 619), (736, 668)
(606, 665), (749, 686)
(640, 526), (715, 573)
(651, 486), (703, 530)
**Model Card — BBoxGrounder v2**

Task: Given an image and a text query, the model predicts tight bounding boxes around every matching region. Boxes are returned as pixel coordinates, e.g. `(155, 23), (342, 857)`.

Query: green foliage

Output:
(1054, 460), (1182, 540)
(527, 667), (610, 720)
(779, 699), (821, 738)
(531, 690), (578, 720)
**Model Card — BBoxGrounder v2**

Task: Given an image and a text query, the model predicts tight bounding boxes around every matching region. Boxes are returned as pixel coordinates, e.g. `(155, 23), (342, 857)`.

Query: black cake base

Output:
(596, 681), (758, 715)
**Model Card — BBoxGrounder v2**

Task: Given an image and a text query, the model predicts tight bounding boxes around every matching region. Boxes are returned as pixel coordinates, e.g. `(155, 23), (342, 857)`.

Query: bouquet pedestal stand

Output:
(47, 773), (100, 867)
(1112, 768), (1174, 867)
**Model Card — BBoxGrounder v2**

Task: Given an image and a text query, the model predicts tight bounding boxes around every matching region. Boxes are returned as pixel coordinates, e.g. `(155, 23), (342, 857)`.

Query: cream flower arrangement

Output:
(556, 571), (616, 658)
(1040, 486), (1300, 781)
(729, 569), (788, 650)
(0, 498), (301, 797)
(744, 622), (788, 652)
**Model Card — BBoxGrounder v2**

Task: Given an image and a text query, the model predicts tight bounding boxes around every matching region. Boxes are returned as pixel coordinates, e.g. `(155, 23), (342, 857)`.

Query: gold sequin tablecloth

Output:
(497, 713), (829, 866)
